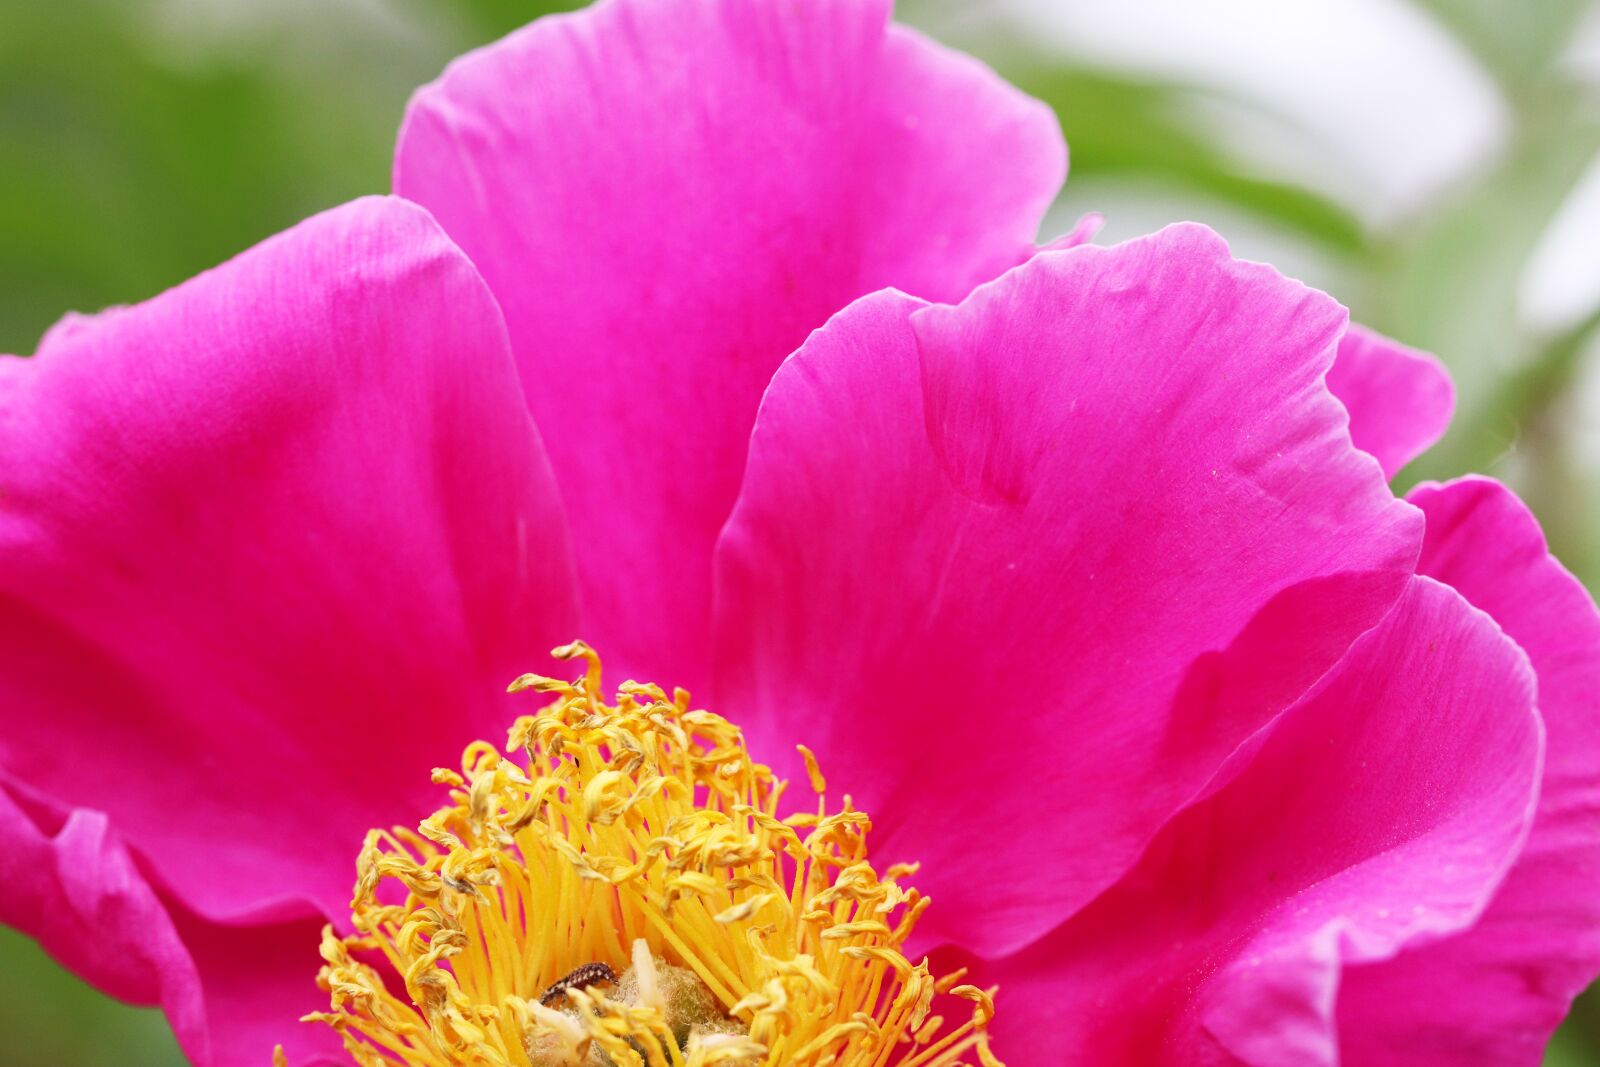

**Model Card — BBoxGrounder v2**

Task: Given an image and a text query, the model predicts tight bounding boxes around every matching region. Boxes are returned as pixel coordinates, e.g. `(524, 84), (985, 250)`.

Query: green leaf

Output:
(0, 926), (183, 1067)
(450, 0), (590, 38)
(1377, 86), (1600, 486)
(1412, 0), (1594, 92)
(996, 61), (1369, 251)
(0, 0), (463, 353)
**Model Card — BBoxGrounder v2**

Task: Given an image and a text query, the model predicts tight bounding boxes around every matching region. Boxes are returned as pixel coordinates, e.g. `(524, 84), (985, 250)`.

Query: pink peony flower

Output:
(3, 1), (1597, 1064)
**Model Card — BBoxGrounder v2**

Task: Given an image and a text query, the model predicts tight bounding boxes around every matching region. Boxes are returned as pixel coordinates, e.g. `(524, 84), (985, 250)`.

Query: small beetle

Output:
(539, 962), (620, 1007)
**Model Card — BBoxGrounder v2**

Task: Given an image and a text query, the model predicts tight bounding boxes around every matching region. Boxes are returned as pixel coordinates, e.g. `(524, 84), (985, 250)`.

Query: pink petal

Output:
(0, 197), (578, 926)
(712, 224), (1422, 956)
(1336, 477), (1600, 1065)
(394, 0), (1065, 691)
(1325, 323), (1454, 479)
(173, 908), (344, 1067)
(969, 577), (1540, 1065)
(0, 784), (206, 1059)
(1039, 211), (1105, 251)
(0, 784), (343, 1067)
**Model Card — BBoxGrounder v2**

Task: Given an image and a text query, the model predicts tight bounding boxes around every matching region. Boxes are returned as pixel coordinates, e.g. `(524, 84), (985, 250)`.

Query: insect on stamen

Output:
(539, 962), (620, 1007)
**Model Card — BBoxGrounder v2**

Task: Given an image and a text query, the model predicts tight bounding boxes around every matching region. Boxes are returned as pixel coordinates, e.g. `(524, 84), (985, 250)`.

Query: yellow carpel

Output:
(300, 640), (1001, 1067)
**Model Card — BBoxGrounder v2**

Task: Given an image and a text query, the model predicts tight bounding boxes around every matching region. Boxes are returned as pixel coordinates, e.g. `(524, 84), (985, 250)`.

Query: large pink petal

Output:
(1325, 323), (1454, 479)
(968, 577), (1540, 1066)
(172, 908), (344, 1067)
(395, 0), (1065, 691)
(1336, 477), (1600, 1065)
(0, 197), (578, 926)
(0, 784), (207, 1059)
(712, 224), (1422, 956)
(0, 781), (344, 1066)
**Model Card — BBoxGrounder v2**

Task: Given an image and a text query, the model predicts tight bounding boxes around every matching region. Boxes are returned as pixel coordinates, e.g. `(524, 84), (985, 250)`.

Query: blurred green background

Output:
(2, 0), (1598, 1063)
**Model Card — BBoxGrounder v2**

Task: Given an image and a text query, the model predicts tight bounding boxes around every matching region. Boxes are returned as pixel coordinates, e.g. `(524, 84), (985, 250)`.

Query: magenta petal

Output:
(1039, 211), (1105, 251)
(395, 0), (1065, 691)
(0, 197), (578, 925)
(0, 788), (342, 1067)
(712, 225), (1422, 956)
(1336, 477), (1600, 1065)
(972, 577), (1540, 1065)
(172, 910), (343, 1067)
(0, 785), (207, 1059)
(1325, 323), (1454, 479)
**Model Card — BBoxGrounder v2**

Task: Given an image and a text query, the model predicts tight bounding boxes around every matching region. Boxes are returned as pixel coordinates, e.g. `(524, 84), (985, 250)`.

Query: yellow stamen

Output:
(298, 641), (1001, 1067)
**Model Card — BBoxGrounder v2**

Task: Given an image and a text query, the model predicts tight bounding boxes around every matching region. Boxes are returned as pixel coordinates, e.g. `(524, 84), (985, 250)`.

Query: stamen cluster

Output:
(303, 642), (1000, 1067)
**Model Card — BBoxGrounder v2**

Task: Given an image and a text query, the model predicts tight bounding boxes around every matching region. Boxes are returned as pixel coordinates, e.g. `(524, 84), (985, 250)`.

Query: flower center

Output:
(299, 641), (1001, 1067)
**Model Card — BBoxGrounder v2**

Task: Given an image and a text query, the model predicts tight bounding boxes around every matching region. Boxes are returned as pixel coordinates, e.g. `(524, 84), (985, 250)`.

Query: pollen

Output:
(300, 641), (1002, 1067)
